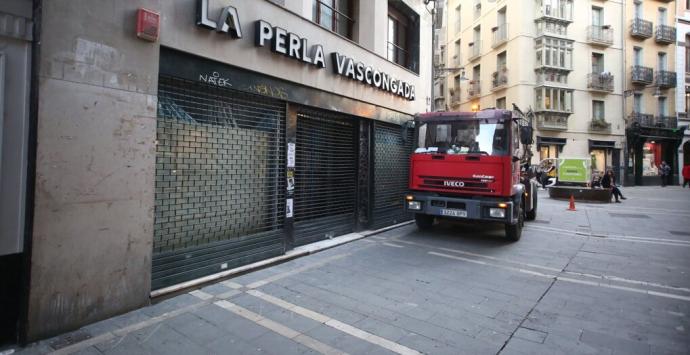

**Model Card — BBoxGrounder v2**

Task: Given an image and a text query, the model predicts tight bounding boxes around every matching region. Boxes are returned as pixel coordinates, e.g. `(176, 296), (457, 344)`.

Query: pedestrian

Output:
(602, 169), (626, 203)
(591, 170), (602, 188)
(683, 163), (690, 188)
(660, 161), (671, 187)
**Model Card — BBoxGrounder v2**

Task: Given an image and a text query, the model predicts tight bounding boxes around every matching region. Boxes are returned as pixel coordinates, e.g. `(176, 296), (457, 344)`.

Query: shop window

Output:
(590, 149), (607, 173)
(387, 1), (420, 73)
(643, 142), (661, 176)
(313, 0), (355, 39)
(539, 145), (558, 160)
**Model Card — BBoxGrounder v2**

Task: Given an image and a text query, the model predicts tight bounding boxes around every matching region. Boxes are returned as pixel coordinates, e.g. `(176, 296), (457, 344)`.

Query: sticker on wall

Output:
(286, 198), (294, 218)
(287, 143), (296, 168)
(287, 170), (295, 191)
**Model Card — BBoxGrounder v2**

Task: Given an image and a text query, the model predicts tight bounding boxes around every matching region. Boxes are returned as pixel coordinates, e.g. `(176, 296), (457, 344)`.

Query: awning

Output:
(537, 136), (566, 146)
(588, 139), (615, 150)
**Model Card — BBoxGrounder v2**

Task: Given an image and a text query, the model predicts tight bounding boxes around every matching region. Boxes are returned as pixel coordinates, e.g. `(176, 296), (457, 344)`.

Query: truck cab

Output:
(405, 109), (538, 241)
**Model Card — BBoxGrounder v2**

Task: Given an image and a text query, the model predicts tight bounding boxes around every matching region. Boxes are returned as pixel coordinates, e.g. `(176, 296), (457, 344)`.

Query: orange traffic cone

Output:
(567, 194), (576, 211)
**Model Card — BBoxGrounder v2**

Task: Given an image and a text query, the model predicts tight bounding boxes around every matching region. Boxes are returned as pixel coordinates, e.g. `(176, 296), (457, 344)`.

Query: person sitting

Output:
(591, 171), (602, 188)
(601, 169), (626, 203)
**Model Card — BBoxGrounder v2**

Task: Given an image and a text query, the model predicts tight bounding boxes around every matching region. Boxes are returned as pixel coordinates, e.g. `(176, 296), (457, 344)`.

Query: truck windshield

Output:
(415, 120), (508, 156)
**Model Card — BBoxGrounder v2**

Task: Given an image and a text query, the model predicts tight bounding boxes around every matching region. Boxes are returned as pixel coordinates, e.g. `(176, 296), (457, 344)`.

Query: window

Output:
(455, 5), (461, 34)
(496, 97), (506, 109)
(313, 0), (355, 39)
(540, 145), (558, 160)
(633, 93), (642, 113)
(658, 52), (667, 71)
(497, 51), (507, 71)
(454, 40), (461, 61)
(387, 1), (420, 72)
(658, 7), (667, 25)
(535, 37), (573, 69)
(474, 0), (481, 20)
(540, 0), (573, 20)
(592, 7), (603, 27)
(658, 96), (667, 116)
(592, 53), (604, 73)
(535, 87), (573, 112)
(686, 35), (690, 73)
(633, 47), (642, 66)
(634, 1), (642, 19)
(592, 100), (605, 120)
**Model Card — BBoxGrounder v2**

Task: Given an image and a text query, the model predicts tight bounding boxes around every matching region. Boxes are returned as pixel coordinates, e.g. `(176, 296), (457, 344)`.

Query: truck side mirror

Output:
(520, 126), (534, 145)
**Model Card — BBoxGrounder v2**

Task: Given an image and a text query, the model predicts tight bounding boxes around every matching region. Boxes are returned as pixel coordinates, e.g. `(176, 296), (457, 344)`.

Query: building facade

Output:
(436, 0), (627, 175)
(624, 0), (679, 186)
(676, 0), (690, 183)
(0, 0), (432, 342)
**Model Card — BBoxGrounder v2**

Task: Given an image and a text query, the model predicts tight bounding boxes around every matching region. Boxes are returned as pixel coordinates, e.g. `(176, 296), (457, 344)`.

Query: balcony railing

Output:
(587, 72), (614, 92)
(492, 69), (508, 90)
(450, 91), (461, 106)
(467, 80), (481, 99)
(655, 70), (676, 88)
(630, 18), (653, 38)
(589, 119), (612, 133)
(587, 25), (613, 46)
(468, 42), (482, 62)
(656, 116), (678, 128)
(631, 65), (653, 84)
(492, 24), (508, 48)
(655, 25), (676, 44)
(536, 4), (573, 23)
(452, 54), (462, 68)
(629, 112), (655, 127)
(537, 114), (568, 131)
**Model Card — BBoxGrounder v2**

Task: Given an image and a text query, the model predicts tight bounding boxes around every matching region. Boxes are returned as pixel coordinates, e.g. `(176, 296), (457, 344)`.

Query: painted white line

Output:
(381, 242), (405, 248)
(247, 253), (351, 289)
(217, 290), (242, 299)
(526, 225), (690, 247)
(50, 301), (208, 355)
(214, 300), (347, 355)
(221, 280), (244, 289)
(429, 251), (690, 302)
(247, 290), (421, 355)
(562, 271), (690, 294)
(189, 290), (214, 300)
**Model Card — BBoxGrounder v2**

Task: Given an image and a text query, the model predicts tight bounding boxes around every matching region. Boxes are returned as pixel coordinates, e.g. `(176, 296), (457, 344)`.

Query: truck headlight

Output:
(489, 208), (506, 218)
(407, 201), (422, 210)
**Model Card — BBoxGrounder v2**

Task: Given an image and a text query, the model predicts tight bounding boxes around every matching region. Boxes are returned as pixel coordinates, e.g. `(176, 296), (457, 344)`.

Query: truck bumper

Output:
(405, 193), (517, 224)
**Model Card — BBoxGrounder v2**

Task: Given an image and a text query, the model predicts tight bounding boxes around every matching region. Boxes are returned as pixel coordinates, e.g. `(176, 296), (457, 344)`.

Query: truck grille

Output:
(419, 175), (494, 192)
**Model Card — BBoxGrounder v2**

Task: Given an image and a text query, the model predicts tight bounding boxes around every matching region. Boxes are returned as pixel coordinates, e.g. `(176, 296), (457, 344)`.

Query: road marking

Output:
(247, 253), (351, 289)
(526, 225), (690, 247)
(221, 280), (244, 289)
(189, 290), (214, 300)
(381, 242), (405, 248)
(214, 300), (347, 355)
(429, 251), (690, 302)
(247, 290), (422, 355)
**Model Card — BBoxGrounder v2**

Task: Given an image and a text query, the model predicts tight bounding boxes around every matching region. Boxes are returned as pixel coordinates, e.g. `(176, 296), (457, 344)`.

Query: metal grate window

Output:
(294, 107), (358, 245)
(152, 76), (286, 289)
(371, 121), (413, 229)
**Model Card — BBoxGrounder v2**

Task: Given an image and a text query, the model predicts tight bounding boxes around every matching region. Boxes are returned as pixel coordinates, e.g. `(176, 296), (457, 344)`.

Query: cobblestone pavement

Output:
(16, 186), (690, 355)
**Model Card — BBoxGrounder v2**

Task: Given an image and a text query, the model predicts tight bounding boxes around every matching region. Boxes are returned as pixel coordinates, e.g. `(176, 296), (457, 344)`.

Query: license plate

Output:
(440, 209), (467, 218)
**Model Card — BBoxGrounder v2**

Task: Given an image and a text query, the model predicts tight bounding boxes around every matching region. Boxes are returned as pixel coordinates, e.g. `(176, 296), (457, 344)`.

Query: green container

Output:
(558, 158), (590, 184)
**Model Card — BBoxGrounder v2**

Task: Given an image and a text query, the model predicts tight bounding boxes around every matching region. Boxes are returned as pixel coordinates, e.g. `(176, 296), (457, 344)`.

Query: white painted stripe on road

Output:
(221, 280), (244, 289)
(526, 225), (690, 246)
(214, 300), (347, 355)
(429, 251), (690, 302)
(189, 290), (214, 300)
(247, 253), (351, 289)
(381, 242), (405, 248)
(562, 270), (690, 294)
(247, 290), (421, 355)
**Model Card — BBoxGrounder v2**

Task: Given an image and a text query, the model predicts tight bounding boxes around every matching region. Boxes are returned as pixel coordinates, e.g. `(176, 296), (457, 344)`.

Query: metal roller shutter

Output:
(371, 121), (414, 229)
(152, 76), (286, 290)
(294, 108), (358, 246)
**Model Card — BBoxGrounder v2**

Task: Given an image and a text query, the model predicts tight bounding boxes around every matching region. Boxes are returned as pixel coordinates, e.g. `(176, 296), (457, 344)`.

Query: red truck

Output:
(405, 108), (538, 241)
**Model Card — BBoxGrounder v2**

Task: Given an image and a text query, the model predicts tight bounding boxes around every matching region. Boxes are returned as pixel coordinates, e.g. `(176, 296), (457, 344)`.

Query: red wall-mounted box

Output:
(136, 8), (160, 42)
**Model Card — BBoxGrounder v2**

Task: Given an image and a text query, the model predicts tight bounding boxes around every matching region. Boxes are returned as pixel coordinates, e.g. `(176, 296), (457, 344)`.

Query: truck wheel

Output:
(415, 214), (434, 230)
(525, 193), (537, 221)
(505, 205), (523, 242)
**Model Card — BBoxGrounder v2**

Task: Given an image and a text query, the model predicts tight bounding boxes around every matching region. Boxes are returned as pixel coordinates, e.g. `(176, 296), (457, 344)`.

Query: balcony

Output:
(631, 65), (653, 85)
(537, 114), (568, 131)
(656, 116), (678, 128)
(587, 72), (614, 92)
(491, 69), (508, 90)
(629, 112), (654, 126)
(630, 18), (653, 39)
(467, 80), (481, 99)
(452, 54), (462, 68)
(655, 25), (676, 44)
(589, 119), (612, 133)
(492, 24), (508, 48)
(587, 25), (613, 46)
(655, 70), (676, 88)
(468, 42), (482, 62)
(450, 91), (461, 106)
(535, 4), (573, 23)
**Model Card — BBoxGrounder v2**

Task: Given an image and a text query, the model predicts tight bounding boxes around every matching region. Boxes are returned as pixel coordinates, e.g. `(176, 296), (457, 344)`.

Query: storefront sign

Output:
(195, 3), (415, 101)
(558, 158), (590, 183)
